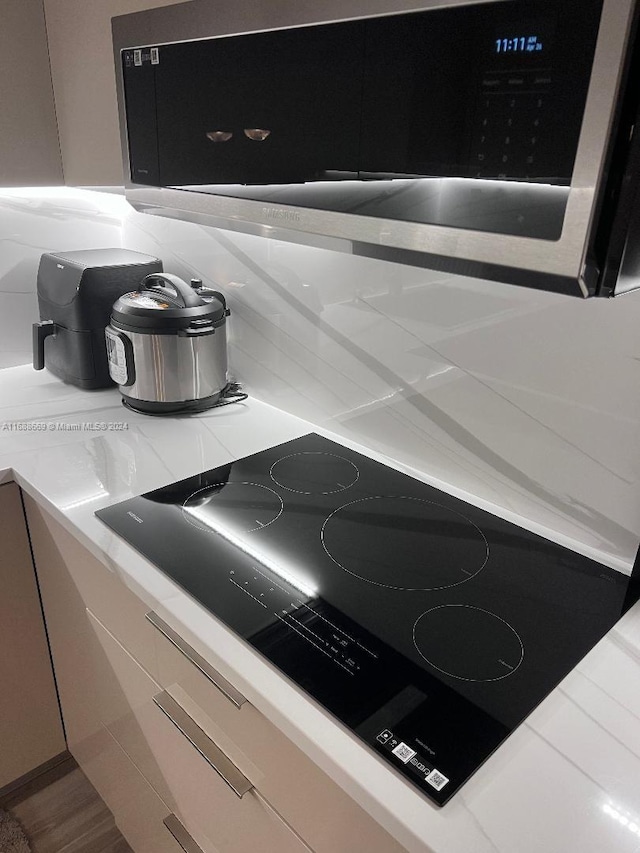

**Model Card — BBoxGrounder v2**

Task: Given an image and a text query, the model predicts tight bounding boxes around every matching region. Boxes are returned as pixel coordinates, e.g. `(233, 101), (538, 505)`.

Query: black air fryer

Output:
(33, 248), (163, 389)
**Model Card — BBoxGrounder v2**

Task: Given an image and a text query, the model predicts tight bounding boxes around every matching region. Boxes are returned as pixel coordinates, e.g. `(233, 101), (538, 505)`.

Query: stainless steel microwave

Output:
(112, 0), (640, 297)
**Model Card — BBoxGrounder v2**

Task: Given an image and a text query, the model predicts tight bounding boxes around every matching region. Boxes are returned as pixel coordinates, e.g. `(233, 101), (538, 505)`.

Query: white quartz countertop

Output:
(2, 364), (640, 853)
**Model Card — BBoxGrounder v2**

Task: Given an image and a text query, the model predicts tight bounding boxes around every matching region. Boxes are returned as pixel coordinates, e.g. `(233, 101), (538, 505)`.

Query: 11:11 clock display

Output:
(495, 35), (544, 54)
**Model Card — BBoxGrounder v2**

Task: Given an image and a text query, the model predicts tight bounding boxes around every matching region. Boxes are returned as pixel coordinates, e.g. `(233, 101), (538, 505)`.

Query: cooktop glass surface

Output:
(96, 433), (639, 805)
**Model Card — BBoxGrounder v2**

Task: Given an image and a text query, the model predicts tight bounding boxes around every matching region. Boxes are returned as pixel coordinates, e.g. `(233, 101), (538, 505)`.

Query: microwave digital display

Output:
(495, 35), (544, 54)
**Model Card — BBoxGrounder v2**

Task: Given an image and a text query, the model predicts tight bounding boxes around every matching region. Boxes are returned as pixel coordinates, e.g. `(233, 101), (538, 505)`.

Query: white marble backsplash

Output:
(1, 187), (639, 570)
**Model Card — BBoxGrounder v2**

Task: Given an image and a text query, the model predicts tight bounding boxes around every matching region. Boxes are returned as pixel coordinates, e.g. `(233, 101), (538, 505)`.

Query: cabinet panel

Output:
(86, 609), (309, 853)
(0, 484), (65, 788)
(24, 494), (190, 853)
(24, 493), (106, 754)
(23, 496), (158, 680)
(0, 0), (63, 186)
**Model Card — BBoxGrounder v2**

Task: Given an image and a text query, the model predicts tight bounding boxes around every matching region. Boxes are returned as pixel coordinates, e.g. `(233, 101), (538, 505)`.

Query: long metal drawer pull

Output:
(154, 690), (253, 798)
(146, 610), (246, 708)
(163, 814), (204, 853)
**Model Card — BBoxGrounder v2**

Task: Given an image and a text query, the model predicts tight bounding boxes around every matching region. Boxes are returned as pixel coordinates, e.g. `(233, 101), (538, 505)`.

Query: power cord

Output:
(210, 382), (248, 408)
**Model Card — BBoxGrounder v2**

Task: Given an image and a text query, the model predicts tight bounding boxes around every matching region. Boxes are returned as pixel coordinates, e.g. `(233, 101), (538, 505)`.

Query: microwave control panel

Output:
(470, 19), (559, 181)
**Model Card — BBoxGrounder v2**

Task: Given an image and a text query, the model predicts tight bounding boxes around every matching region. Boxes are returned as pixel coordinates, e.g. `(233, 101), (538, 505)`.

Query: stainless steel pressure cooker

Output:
(105, 273), (231, 414)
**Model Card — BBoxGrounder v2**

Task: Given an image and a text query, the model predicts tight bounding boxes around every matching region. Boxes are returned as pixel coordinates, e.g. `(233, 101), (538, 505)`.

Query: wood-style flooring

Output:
(0, 756), (133, 853)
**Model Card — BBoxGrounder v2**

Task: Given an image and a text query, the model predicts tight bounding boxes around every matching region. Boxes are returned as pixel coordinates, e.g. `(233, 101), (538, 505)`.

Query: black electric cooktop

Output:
(96, 433), (640, 805)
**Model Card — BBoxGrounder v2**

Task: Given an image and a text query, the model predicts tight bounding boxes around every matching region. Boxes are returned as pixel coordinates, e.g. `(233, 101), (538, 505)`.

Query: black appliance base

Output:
(44, 364), (115, 390)
(121, 388), (227, 415)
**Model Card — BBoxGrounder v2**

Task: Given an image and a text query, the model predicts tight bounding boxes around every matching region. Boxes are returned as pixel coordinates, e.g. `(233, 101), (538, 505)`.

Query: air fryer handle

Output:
(32, 321), (56, 370)
(140, 273), (204, 308)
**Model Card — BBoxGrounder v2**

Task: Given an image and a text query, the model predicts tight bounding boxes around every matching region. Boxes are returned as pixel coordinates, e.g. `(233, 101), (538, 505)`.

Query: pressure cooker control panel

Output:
(105, 327), (134, 387)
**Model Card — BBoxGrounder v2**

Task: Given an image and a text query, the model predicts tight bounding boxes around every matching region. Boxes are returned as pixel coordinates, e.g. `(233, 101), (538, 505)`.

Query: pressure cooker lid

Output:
(111, 273), (227, 330)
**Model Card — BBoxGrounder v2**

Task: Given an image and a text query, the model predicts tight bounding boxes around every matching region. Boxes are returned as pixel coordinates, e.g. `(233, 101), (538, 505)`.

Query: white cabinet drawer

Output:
(150, 611), (406, 853)
(86, 609), (310, 853)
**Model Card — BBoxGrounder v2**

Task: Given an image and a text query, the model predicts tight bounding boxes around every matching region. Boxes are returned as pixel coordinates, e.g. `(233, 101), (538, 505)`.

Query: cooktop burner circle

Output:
(413, 605), (524, 682)
(270, 452), (359, 495)
(321, 496), (489, 590)
(182, 482), (283, 534)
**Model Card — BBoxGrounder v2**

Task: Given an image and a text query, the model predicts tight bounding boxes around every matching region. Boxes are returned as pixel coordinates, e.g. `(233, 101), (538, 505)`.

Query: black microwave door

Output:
(154, 22), (364, 187)
(359, 6), (478, 182)
(154, 36), (245, 185)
